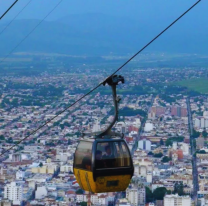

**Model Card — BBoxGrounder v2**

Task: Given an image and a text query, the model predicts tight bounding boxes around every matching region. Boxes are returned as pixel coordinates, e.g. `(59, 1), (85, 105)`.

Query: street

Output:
(187, 97), (199, 204)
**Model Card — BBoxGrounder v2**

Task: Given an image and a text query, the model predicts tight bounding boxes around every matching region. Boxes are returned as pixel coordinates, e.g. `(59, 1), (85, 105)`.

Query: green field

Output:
(175, 78), (208, 94)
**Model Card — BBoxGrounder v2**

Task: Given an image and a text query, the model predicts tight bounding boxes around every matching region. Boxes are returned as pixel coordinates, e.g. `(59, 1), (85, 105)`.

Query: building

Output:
(172, 142), (177, 150)
(60, 165), (73, 173)
(196, 136), (205, 149)
(35, 185), (48, 199)
(4, 182), (23, 205)
(126, 186), (145, 206)
(171, 106), (187, 117)
(151, 106), (166, 117)
(31, 164), (59, 174)
(16, 170), (25, 180)
(138, 187), (146, 206)
(180, 143), (189, 155)
(144, 123), (153, 132)
(164, 194), (191, 206)
(201, 197), (208, 206)
(138, 139), (151, 151)
(194, 118), (208, 129)
(194, 118), (201, 128)
(8, 154), (21, 162)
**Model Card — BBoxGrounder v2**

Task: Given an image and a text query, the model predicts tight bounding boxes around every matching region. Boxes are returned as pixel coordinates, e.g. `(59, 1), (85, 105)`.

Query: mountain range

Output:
(0, 13), (207, 56)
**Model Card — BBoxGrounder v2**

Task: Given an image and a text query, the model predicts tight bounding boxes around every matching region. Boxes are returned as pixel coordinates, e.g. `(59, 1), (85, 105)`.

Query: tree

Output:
(154, 153), (163, 158)
(153, 187), (167, 200)
(160, 139), (164, 145)
(6, 137), (13, 143)
(76, 189), (84, 194)
(60, 124), (64, 130)
(0, 135), (5, 140)
(165, 136), (184, 146)
(192, 129), (200, 138)
(39, 162), (43, 167)
(148, 151), (154, 156)
(68, 139), (72, 145)
(79, 202), (87, 206)
(174, 182), (184, 196)
(161, 156), (171, 163)
(202, 130), (208, 138)
(146, 187), (153, 203)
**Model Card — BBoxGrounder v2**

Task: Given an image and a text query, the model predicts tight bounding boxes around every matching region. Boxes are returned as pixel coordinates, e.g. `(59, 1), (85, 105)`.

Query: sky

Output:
(0, 0), (207, 56)
(0, 0), (206, 22)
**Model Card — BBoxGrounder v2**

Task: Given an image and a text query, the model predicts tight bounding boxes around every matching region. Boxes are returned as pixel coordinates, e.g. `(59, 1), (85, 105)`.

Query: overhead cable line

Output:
(0, 0), (201, 158)
(0, 0), (33, 36)
(0, 0), (63, 64)
(0, 0), (19, 20)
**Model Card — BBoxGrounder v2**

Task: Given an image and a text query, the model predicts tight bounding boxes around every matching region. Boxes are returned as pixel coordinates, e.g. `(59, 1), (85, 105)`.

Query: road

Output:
(131, 95), (155, 155)
(187, 97), (199, 204)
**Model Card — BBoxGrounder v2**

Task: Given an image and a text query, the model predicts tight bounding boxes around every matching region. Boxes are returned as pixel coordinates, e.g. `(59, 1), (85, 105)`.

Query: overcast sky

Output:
(0, 0), (205, 22)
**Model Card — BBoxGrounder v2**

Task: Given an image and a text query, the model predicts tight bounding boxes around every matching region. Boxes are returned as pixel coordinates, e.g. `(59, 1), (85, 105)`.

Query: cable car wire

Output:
(0, 0), (201, 158)
(0, 0), (19, 20)
(0, 0), (63, 64)
(0, 0), (33, 36)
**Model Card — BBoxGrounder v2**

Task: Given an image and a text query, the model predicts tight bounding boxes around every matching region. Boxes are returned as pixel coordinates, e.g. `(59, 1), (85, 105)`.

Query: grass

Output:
(174, 78), (208, 94)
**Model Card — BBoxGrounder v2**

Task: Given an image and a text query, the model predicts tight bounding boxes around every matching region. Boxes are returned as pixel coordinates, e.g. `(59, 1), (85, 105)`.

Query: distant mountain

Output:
(0, 13), (207, 56)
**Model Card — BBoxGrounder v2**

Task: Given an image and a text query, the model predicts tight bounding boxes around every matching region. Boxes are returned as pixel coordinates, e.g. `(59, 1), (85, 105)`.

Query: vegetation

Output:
(194, 150), (206, 157)
(78, 202), (87, 206)
(0, 135), (5, 140)
(173, 182), (185, 196)
(161, 156), (171, 163)
(148, 151), (154, 156)
(146, 187), (171, 202)
(165, 136), (184, 146)
(202, 130), (208, 138)
(76, 189), (84, 194)
(153, 152), (163, 158)
(160, 139), (164, 145)
(146, 187), (154, 203)
(119, 107), (147, 117)
(175, 78), (208, 94)
(192, 129), (200, 138)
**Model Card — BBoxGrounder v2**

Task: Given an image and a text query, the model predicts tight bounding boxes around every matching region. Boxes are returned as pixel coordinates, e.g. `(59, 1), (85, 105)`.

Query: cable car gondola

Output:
(73, 75), (134, 193)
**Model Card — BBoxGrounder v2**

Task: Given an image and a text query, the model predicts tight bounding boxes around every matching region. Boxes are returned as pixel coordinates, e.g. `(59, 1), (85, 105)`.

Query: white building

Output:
(76, 194), (107, 205)
(138, 139), (151, 151)
(194, 118), (200, 128)
(16, 170), (25, 180)
(164, 194), (191, 206)
(204, 111), (208, 118)
(60, 165), (73, 173)
(35, 185), (48, 199)
(180, 143), (189, 155)
(194, 118), (208, 129)
(126, 187), (145, 206)
(201, 118), (205, 128)
(172, 142), (177, 150)
(56, 153), (68, 162)
(76, 194), (88, 203)
(146, 173), (153, 183)
(4, 182), (23, 205)
(201, 197), (208, 206)
(126, 188), (138, 206)
(138, 187), (146, 206)
(144, 123), (153, 132)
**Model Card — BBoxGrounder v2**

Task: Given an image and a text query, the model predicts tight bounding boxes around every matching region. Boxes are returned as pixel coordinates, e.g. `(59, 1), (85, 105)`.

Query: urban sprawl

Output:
(0, 63), (208, 206)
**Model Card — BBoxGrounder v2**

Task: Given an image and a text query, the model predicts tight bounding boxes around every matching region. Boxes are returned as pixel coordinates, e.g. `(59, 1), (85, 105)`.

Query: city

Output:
(0, 61), (207, 205)
(0, 1), (207, 205)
